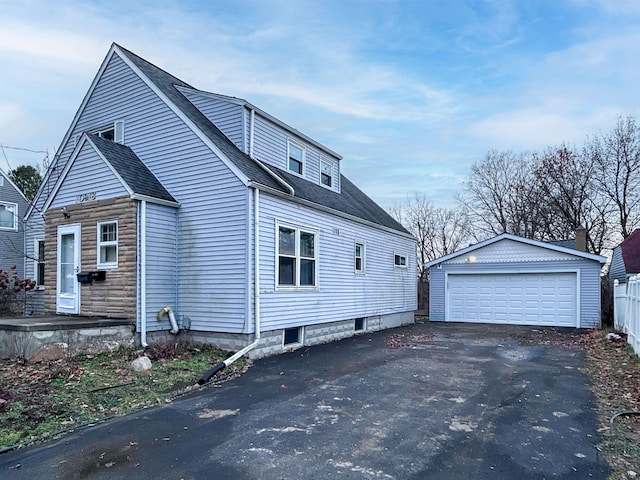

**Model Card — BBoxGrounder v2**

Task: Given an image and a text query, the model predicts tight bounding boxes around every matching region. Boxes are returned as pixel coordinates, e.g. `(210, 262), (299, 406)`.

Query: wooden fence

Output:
(613, 276), (640, 357)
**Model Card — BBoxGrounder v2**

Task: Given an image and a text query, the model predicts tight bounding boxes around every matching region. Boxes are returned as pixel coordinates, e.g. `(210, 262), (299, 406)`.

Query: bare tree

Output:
(533, 145), (611, 254)
(589, 115), (640, 239)
(458, 150), (550, 241)
(389, 194), (471, 310)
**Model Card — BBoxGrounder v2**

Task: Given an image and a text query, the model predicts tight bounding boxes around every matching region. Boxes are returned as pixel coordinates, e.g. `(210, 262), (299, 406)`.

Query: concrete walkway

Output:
(0, 322), (610, 479)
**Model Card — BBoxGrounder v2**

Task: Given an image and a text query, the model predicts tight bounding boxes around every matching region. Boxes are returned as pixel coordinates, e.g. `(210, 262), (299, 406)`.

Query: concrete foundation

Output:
(148, 310), (415, 359)
(0, 317), (135, 359)
(0, 310), (415, 361)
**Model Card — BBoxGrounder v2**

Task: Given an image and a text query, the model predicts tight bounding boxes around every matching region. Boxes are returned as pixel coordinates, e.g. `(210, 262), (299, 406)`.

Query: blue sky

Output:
(1, 0), (640, 208)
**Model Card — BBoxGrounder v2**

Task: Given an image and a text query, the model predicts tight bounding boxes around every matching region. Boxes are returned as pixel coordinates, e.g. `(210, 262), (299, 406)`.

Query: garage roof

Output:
(425, 233), (606, 268)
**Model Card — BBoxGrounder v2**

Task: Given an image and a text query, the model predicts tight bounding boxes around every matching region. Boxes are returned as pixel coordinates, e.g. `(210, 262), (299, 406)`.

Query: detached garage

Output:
(426, 234), (606, 328)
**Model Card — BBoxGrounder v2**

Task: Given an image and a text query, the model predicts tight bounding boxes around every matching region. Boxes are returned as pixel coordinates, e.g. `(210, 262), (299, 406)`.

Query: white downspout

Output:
(140, 200), (148, 347)
(199, 187), (261, 384)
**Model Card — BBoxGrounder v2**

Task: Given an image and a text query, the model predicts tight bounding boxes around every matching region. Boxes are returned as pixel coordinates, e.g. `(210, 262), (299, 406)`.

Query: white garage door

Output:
(447, 272), (577, 327)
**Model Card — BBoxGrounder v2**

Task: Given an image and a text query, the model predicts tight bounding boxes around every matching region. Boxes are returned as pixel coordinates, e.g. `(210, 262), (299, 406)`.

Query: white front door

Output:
(57, 224), (81, 314)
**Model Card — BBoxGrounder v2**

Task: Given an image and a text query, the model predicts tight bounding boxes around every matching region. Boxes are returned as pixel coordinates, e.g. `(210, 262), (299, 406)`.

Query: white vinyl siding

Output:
(142, 203), (178, 333)
(258, 193), (416, 331)
(250, 113), (341, 192)
(48, 137), (129, 209)
(179, 90), (245, 150)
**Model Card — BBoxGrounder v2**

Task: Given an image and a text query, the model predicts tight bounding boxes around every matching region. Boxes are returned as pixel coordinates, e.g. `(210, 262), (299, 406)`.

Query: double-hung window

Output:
(355, 242), (365, 273)
(277, 224), (317, 288)
(97, 221), (118, 269)
(320, 159), (332, 187)
(288, 141), (304, 175)
(0, 201), (17, 231)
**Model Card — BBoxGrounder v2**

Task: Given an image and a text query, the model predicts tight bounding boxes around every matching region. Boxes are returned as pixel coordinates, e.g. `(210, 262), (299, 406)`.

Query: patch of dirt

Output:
(0, 341), (246, 450)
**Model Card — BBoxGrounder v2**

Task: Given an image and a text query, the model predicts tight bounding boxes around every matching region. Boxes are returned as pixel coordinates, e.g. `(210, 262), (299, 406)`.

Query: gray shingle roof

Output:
(115, 44), (408, 235)
(87, 134), (177, 204)
(116, 45), (287, 195)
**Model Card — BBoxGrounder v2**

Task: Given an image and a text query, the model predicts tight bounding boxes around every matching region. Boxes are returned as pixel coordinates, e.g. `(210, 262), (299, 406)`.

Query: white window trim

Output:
(282, 326), (304, 348)
(0, 201), (18, 231)
(320, 158), (333, 189)
(394, 252), (408, 269)
(287, 140), (305, 177)
(355, 241), (365, 274)
(97, 220), (118, 269)
(275, 220), (319, 290)
(34, 238), (45, 289)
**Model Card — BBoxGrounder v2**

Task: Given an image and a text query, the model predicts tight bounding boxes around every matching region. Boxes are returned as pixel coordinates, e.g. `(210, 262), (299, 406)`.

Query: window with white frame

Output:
(277, 223), (317, 288)
(394, 253), (407, 268)
(0, 202), (17, 231)
(355, 242), (365, 273)
(77, 120), (124, 146)
(288, 141), (304, 175)
(35, 239), (45, 286)
(320, 159), (332, 187)
(97, 221), (118, 268)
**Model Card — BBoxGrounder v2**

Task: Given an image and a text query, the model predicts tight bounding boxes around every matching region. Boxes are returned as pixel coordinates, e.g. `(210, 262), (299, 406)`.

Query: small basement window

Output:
(354, 318), (365, 332)
(283, 327), (303, 346)
(394, 253), (407, 268)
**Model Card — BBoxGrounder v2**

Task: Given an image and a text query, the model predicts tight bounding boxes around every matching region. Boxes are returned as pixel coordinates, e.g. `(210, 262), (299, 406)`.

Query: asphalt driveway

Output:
(1, 322), (610, 479)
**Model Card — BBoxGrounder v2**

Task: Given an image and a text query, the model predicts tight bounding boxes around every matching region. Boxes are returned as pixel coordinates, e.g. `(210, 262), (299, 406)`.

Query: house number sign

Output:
(76, 192), (97, 203)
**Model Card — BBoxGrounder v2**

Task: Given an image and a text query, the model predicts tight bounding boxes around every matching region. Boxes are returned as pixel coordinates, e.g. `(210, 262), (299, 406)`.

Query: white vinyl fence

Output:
(613, 276), (640, 357)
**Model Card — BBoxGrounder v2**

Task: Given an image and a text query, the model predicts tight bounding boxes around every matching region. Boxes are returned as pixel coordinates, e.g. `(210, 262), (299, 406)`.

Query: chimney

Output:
(575, 226), (587, 252)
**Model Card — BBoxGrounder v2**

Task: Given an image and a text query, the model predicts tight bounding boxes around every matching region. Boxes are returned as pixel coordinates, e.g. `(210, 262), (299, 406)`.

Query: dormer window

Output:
(321, 159), (333, 187)
(288, 141), (304, 175)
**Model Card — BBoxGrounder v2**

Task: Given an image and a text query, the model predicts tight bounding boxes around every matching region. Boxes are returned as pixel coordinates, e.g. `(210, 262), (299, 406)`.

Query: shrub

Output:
(0, 266), (36, 316)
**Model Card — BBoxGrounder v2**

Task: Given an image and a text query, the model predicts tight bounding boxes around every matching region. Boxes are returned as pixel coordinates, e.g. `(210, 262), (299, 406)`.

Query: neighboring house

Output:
(0, 168), (30, 279)
(609, 229), (640, 287)
(426, 233), (606, 328)
(23, 43), (417, 357)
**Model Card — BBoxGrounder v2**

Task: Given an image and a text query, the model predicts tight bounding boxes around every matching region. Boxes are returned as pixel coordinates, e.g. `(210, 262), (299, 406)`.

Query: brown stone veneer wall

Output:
(44, 196), (137, 318)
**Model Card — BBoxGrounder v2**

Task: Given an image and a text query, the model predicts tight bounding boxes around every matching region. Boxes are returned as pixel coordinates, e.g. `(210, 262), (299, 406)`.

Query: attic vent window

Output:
(87, 120), (124, 145)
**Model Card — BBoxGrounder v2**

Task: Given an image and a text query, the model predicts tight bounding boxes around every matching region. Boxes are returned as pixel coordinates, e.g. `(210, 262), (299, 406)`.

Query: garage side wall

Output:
(428, 260), (602, 328)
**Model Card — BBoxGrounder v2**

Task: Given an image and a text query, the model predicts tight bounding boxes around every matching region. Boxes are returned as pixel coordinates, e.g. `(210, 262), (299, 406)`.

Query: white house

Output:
(24, 43), (417, 358)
